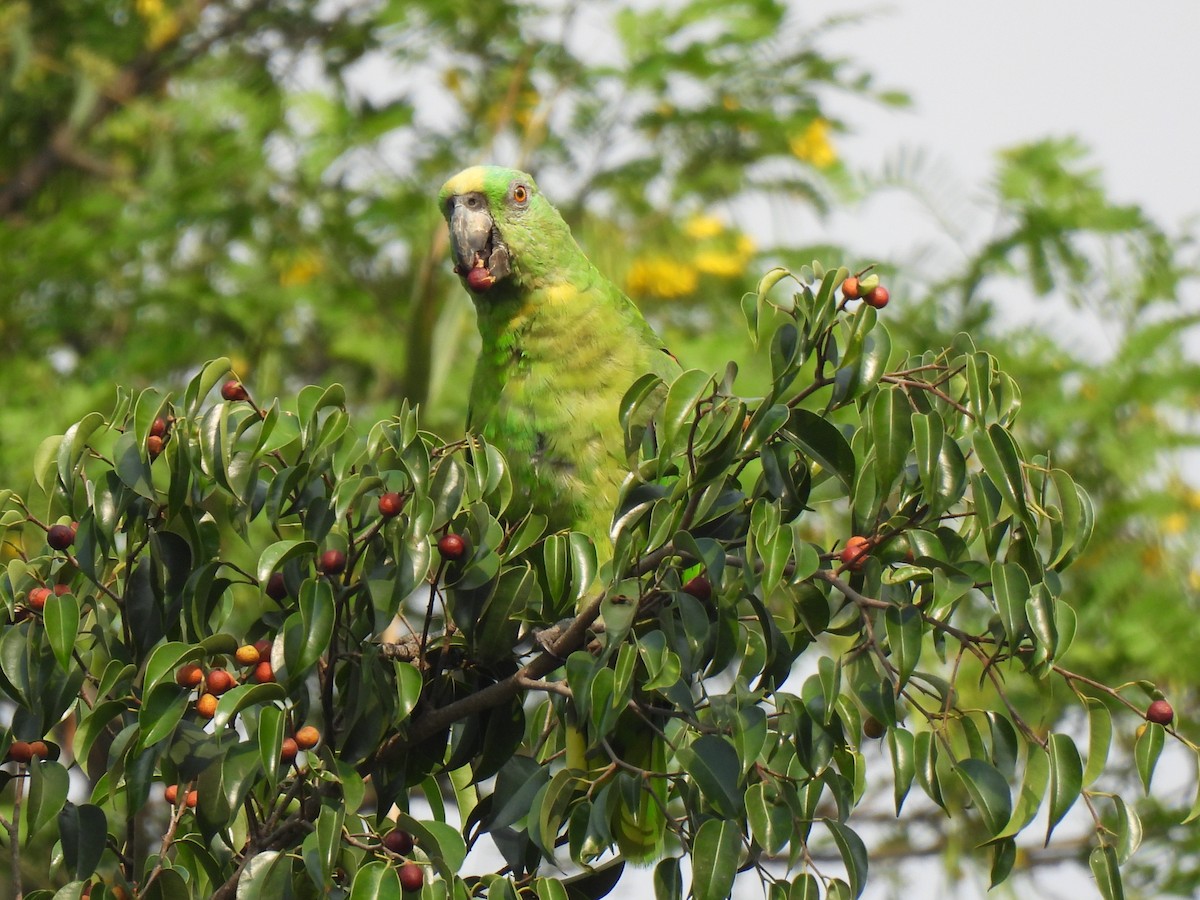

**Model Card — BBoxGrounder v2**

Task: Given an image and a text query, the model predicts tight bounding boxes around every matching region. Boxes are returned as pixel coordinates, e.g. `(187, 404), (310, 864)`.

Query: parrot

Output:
(438, 165), (681, 555)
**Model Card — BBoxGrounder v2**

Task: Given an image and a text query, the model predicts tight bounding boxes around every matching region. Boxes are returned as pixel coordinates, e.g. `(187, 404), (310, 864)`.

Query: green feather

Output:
(440, 166), (680, 553)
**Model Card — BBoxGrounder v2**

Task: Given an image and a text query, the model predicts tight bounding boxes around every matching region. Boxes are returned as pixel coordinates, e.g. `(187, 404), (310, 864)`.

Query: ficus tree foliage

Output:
(0, 265), (1191, 899)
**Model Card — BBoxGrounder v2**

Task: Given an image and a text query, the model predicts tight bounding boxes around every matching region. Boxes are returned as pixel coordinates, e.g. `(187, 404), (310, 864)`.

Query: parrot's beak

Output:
(447, 193), (511, 292)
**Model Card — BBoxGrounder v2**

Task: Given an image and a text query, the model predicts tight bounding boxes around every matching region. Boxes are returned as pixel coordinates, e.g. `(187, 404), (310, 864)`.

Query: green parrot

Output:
(438, 165), (681, 554)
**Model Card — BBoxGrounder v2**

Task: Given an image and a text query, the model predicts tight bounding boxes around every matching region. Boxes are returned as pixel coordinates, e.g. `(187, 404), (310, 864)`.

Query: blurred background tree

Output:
(2, 0), (1198, 896)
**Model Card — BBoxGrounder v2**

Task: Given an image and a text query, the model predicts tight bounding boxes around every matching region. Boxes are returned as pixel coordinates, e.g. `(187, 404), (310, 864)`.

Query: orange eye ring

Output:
(513, 184), (528, 204)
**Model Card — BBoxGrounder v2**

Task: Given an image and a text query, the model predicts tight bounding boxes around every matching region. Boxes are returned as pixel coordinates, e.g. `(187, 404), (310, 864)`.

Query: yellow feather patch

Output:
(440, 166), (488, 198)
(545, 284), (574, 306)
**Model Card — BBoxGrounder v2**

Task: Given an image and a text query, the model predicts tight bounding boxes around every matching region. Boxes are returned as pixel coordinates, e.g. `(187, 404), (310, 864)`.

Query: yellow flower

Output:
(1163, 512), (1189, 536)
(789, 118), (838, 169)
(1187, 490), (1200, 511)
(136, 0), (164, 19)
(625, 256), (697, 300)
(280, 253), (324, 287)
(694, 251), (747, 278)
(684, 214), (725, 240)
(734, 233), (756, 258)
(147, 12), (180, 50)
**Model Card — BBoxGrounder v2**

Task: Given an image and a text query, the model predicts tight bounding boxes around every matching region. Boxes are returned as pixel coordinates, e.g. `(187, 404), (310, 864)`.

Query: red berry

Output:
(53, 584), (71, 596)
(205, 668), (235, 695)
(7, 741), (32, 763)
(47, 524), (75, 551)
(399, 861), (424, 892)
(253, 661), (275, 684)
(839, 535), (872, 572)
(280, 737), (299, 763)
(466, 265), (495, 292)
(320, 549), (346, 575)
(265, 572), (288, 601)
(254, 638), (273, 659)
(28, 741), (49, 760)
(863, 717), (886, 739)
(383, 829), (415, 855)
(147, 434), (164, 458)
(378, 492), (404, 518)
(150, 417), (168, 438)
(221, 380), (249, 402)
(1147, 699), (1174, 725)
(682, 575), (712, 603)
(28, 587), (50, 610)
(841, 276), (860, 299)
(866, 285), (889, 309)
(437, 533), (466, 561)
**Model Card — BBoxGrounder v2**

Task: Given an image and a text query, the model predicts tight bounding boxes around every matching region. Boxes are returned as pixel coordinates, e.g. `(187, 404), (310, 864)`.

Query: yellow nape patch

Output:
(545, 283), (574, 306)
(440, 166), (488, 198)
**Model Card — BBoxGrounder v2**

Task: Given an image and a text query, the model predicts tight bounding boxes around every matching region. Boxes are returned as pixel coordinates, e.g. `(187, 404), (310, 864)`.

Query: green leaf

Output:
(257, 539), (317, 584)
(653, 857), (683, 900)
(883, 604), (921, 688)
(824, 819), (868, 898)
(184, 358), (232, 416)
(786, 409), (855, 491)
(1047, 733), (1083, 843)
(1082, 698), (1112, 788)
(283, 578), (335, 682)
(43, 591), (80, 671)
(989, 561), (1030, 646)
(57, 802), (107, 880)
(26, 758), (70, 843)
(869, 389), (914, 494)
(1089, 845), (1125, 900)
(888, 728), (915, 814)
(690, 818), (742, 900)
(973, 424), (1033, 528)
(989, 838), (1016, 889)
(659, 369), (714, 460)
(679, 735), (742, 819)
(212, 683), (287, 731)
(1111, 795), (1142, 864)
(954, 759), (1012, 838)
(1134, 722), (1165, 793)
(138, 683), (191, 748)
(745, 781), (791, 855)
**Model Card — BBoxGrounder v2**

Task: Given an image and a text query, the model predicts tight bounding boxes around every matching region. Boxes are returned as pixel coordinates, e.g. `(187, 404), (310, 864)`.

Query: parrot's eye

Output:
(512, 184), (529, 205)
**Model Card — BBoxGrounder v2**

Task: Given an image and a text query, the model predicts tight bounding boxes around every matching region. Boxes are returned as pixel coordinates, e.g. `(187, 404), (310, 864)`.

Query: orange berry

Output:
(839, 535), (872, 572)
(147, 435), (164, 458)
(841, 276), (861, 299)
(196, 693), (218, 719)
(253, 661), (275, 684)
(280, 737), (299, 763)
(28, 741), (49, 760)
(176, 664), (204, 688)
(8, 741), (33, 763)
(28, 587), (50, 610)
(294, 725), (320, 750)
(235, 644), (261, 666)
(185, 789), (198, 808)
(164, 784), (179, 804)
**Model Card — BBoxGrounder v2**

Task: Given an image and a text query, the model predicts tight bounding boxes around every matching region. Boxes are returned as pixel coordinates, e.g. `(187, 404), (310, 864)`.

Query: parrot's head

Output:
(438, 165), (574, 295)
